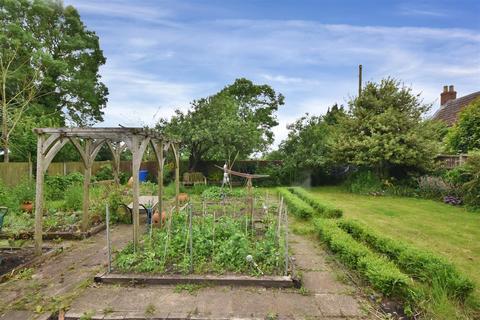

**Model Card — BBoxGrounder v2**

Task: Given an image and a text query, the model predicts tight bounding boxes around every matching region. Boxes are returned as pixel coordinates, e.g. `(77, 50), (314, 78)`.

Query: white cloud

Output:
(63, 1), (480, 148)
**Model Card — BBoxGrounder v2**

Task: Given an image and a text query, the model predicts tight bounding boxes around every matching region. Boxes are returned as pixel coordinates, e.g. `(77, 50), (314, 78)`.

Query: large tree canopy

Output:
(446, 98), (480, 153)
(158, 78), (284, 170)
(333, 78), (441, 177)
(0, 0), (108, 161)
(274, 105), (346, 182)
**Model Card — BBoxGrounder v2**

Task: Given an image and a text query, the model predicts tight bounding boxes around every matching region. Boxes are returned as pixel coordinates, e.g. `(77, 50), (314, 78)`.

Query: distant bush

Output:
(63, 184), (83, 211)
(344, 170), (384, 194)
(416, 175), (457, 200)
(94, 164), (113, 181)
(338, 219), (474, 301)
(12, 178), (36, 203)
(288, 187), (342, 218)
(313, 218), (417, 301)
(276, 188), (314, 219)
(45, 172), (84, 201)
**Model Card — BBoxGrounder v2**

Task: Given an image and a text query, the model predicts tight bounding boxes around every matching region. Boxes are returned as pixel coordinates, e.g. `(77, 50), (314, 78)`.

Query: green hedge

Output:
(288, 187), (343, 218)
(277, 188), (315, 219)
(313, 218), (417, 300)
(338, 219), (474, 301)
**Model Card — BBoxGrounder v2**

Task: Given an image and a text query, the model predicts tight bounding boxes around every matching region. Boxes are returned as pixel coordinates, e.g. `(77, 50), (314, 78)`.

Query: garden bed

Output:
(111, 189), (290, 281)
(0, 222), (106, 240)
(0, 246), (59, 282)
(94, 271), (297, 288)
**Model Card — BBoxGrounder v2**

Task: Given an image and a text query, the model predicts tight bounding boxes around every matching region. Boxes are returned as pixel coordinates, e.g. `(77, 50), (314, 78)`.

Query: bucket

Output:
(139, 170), (148, 182)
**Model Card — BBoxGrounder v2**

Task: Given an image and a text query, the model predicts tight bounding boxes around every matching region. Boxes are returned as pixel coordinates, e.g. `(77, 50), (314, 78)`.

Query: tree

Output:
(0, 0), (108, 161)
(158, 78), (284, 170)
(446, 98), (480, 153)
(273, 105), (346, 183)
(333, 78), (441, 178)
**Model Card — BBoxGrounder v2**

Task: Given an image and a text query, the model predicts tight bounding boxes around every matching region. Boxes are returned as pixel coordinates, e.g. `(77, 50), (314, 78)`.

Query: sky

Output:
(65, 0), (480, 149)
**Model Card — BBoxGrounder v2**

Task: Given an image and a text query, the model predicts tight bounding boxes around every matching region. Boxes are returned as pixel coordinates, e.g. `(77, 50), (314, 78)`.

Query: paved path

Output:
(64, 233), (368, 319)
(0, 224), (133, 320)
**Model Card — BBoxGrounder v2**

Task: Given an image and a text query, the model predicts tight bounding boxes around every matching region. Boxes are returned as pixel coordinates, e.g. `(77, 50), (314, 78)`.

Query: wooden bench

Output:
(182, 172), (207, 186)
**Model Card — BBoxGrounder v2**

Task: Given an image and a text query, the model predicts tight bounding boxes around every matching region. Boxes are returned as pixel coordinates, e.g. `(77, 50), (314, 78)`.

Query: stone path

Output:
(0, 224), (133, 320)
(64, 233), (368, 319)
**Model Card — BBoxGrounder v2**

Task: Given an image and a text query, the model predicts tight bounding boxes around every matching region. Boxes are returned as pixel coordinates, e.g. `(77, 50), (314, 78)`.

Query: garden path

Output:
(0, 224), (133, 320)
(63, 233), (369, 319)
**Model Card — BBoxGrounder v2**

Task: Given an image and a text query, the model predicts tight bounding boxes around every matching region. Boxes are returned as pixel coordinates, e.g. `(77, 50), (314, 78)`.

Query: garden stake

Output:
(189, 203), (193, 273)
(284, 206), (289, 276)
(212, 210), (216, 257)
(163, 207), (174, 266)
(277, 196), (284, 244)
(106, 203), (111, 273)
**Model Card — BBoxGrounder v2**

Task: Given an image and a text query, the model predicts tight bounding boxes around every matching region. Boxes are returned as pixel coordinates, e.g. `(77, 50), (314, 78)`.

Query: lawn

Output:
(308, 186), (480, 297)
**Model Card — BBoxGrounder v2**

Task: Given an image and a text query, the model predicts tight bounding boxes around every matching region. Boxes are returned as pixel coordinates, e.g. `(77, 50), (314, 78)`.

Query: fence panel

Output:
(0, 162), (30, 186)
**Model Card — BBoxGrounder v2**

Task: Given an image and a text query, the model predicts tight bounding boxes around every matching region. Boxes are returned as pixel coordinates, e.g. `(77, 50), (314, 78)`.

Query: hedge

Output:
(277, 188), (315, 219)
(313, 218), (418, 300)
(338, 219), (474, 301)
(288, 187), (343, 218)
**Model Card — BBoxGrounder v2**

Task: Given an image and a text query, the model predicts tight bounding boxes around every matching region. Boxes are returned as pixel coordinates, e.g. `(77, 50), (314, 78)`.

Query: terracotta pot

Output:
(20, 201), (33, 213)
(177, 193), (189, 203)
(152, 210), (166, 227)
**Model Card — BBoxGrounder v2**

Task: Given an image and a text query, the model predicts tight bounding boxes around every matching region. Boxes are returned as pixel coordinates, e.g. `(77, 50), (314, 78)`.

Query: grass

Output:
(308, 186), (480, 317)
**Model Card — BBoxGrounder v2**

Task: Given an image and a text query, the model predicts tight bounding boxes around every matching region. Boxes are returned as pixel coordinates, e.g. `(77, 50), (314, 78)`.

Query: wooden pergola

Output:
(33, 127), (180, 255)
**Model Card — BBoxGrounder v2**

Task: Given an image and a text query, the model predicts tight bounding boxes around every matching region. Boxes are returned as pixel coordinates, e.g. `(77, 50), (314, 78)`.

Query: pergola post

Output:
(129, 135), (150, 247)
(34, 135), (45, 255)
(82, 139), (92, 232)
(172, 143), (180, 212)
(151, 140), (165, 217)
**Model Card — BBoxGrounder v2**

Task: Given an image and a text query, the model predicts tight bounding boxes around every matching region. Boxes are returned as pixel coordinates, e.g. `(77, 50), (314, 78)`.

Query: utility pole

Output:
(358, 64), (363, 97)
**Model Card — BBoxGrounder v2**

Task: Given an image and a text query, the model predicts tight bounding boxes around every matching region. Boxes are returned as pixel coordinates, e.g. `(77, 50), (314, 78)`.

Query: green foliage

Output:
(338, 219), (475, 301)
(45, 172), (84, 201)
(157, 78), (283, 170)
(458, 152), (480, 209)
(277, 188), (314, 219)
(63, 184), (83, 211)
(201, 186), (254, 200)
(12, 178), (36, 203)
(333, 78), (441, 177)
(288, 187), (342, 218)
(416, 175), (456, 200)
(94, 164), (113, 181)
(313, 218), (416, 300)
(446, 98), (480, 153)
(114, 210), (284, 275)
(0, 0), (108, 161)
(344, 170), (384, 194)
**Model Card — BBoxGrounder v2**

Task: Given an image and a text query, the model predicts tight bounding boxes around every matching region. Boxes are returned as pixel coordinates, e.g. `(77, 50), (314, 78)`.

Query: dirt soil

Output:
(0, 248), (36, 276)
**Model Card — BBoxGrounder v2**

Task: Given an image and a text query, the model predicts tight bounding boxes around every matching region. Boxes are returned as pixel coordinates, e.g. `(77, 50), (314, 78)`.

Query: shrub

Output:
(344, 170), (384, 194)
(45, 172), (84, 201)
(416, 175), (457, 200)
(94, 164), (113, 181)
(338, 219), (474, 301)
(288, 187), (342, 218)
(313, 218), (416, 299)
(13, 178), (36, 203)
(276, 188), (314, 219)
(63, 184), (83, 211)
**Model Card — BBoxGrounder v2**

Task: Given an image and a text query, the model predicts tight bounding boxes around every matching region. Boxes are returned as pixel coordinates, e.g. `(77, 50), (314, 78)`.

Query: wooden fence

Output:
(435, 154), (469, 169)
(0, 159), (282, 187)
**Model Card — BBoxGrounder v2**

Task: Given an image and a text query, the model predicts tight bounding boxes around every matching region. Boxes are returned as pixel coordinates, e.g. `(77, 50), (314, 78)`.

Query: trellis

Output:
(33, 127), (180, 255)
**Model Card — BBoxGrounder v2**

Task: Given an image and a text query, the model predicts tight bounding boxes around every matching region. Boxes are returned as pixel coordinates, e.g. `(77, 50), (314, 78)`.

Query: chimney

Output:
(441, 85), (457, 105)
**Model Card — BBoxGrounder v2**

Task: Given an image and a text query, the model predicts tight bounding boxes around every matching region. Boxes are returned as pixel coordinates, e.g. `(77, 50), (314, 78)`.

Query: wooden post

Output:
(173, 144), (180, 212)
(34, 135), (45, 255)
(158, 142), (164, 217)
(81, 140), (92, 232)
(131, 137), (141, 247)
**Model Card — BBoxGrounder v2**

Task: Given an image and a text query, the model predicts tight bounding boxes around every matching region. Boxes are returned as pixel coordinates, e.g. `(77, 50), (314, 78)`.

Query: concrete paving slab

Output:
(301, 271), (350, 294)
(315, 293), (364, 317)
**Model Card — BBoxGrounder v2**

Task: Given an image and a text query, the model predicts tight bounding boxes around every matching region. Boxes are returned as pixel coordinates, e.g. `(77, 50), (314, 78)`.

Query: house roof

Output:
(432, 91), (480, 126)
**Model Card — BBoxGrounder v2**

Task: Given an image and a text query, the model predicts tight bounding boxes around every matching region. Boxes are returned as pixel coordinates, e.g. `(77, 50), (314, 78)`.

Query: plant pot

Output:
(20, 201), (33, 213)
(152, 210), (166, 227)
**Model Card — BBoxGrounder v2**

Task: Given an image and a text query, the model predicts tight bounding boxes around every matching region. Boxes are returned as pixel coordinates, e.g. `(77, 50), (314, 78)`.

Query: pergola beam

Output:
(33, 127), (178, 255)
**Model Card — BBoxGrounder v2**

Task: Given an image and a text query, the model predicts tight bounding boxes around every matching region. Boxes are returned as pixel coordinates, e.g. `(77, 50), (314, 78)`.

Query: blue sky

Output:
(65, 0), (480, 148)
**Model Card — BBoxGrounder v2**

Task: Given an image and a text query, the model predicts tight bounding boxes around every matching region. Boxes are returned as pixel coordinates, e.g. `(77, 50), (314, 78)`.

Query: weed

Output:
(144, 303), (156, 316)
(174, 283), (205, 295)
